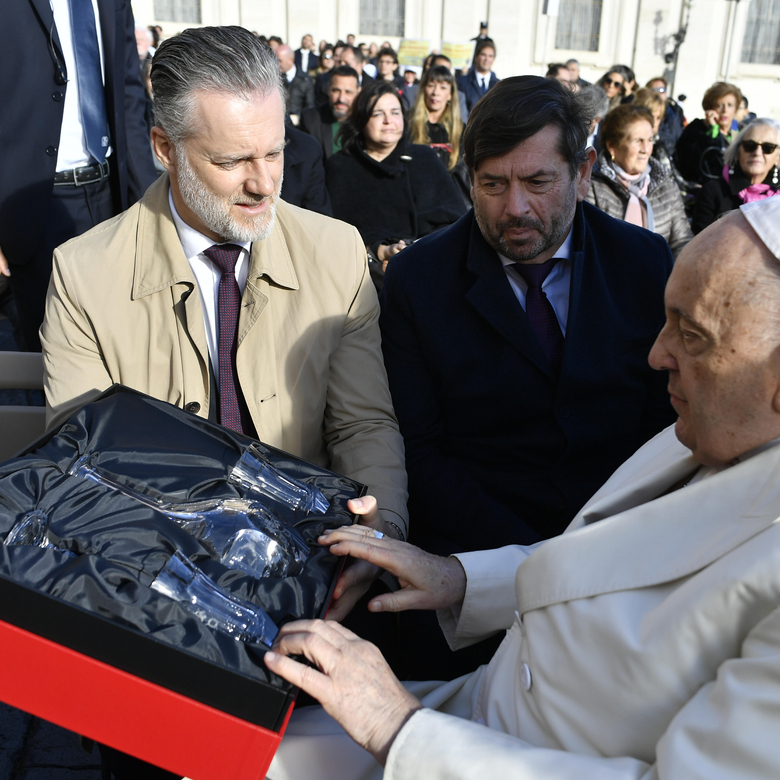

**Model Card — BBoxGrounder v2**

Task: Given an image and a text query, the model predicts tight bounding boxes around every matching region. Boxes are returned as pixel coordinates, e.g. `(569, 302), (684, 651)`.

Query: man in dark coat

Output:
(299, 66), (360, 160)
(281, 124), (332, 216)
(457, 39), (498, 112)
(276, 44), (315, 118)
(379, 76), (675, 680)
(0, 0), (158, 350)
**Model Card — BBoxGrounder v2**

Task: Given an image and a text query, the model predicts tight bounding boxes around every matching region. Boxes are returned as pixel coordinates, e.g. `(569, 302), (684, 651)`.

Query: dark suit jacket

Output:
(299, 103), (338, 160)
(294, 47), (316, 74)
(281, 125), (332, 216)
(456, 69), (498, 112)
(284, 70), (315, 116)
(379, 203), (675, 556)
(0, 0), (158, 264)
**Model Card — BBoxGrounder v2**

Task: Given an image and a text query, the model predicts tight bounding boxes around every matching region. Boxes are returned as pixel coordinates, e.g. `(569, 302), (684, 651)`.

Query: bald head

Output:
(649, 208), (780, 466)
(276, 44), (294, 73)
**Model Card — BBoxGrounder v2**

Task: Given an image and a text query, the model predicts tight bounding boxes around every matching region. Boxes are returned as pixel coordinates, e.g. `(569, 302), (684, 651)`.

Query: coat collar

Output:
(515, 429), (780, 613)
(131, 174), (299, 300)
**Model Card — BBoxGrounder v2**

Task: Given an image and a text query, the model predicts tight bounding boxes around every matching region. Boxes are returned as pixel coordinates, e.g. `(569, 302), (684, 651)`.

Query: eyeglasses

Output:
(652, 86), (667, 94)
(741, 140), (779, 154)
(603, 78), (624, 88)
(322, 54), (333, 60)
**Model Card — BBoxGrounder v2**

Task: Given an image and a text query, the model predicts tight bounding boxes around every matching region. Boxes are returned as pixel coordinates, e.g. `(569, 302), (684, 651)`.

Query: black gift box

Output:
(0, 386), (366, 779)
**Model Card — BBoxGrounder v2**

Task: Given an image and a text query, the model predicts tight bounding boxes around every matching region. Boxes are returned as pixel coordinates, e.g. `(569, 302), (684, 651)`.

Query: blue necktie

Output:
(67, 0), (110, 163)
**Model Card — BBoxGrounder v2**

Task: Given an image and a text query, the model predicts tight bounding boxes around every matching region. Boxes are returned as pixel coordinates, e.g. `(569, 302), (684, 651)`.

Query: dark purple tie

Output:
(203, 244), (252, 434)
(513, 258), (564, 373)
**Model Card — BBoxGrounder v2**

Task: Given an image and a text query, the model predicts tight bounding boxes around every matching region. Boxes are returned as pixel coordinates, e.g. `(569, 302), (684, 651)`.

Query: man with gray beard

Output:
(41, 26), (408, 617)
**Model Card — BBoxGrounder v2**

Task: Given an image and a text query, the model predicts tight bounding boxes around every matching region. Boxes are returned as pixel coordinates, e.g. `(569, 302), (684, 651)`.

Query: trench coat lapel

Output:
(235, 206), (299, 443)
(516, 439), (780, 613)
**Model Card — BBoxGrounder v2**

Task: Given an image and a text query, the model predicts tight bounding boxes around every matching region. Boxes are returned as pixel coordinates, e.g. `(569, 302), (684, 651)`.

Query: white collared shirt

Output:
(51, 0), (111, 171)
(500, 228), (573, 335)
(285, 64), (298, 83)
(168, 190), (251, 384)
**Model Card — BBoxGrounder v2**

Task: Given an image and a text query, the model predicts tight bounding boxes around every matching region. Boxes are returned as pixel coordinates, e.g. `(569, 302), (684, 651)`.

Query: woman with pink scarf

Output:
(692, 118), (780, 234)
(585, 104), (693, 259)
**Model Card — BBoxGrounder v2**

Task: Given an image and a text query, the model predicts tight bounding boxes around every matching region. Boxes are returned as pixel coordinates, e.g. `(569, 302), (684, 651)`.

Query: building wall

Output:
(132, 0), (780, 119)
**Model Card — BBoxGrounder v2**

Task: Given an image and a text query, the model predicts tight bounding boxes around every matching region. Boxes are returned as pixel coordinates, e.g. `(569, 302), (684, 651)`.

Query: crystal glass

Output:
(151, 550), (279, 646)
(3, 509), (75, 557)
(228, 444), (329, 518)
(69, 454), (309, 578)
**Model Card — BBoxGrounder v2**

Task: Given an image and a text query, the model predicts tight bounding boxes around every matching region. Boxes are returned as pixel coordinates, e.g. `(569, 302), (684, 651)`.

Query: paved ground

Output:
(1, 312), (99, 779)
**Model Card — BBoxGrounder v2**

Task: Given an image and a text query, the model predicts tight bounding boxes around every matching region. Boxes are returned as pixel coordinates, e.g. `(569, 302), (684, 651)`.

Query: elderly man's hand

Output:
(324, 495), (404, 622)
(320, 520), (467, 614)
(265, 620), (423, 765)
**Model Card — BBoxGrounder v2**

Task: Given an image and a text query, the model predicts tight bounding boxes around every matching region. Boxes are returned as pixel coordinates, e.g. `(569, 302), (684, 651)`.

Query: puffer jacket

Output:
(585, 153), (693, 259)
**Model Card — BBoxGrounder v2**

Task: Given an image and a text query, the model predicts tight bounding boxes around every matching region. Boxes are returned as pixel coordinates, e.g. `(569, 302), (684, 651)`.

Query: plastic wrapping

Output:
(229, 444), (330, 518)
(151, 551), (279, 647)
(69, 454), (309, 578)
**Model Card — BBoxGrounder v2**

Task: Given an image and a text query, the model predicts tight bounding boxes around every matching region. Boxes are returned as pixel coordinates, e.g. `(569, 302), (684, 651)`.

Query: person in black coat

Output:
(692, 117), (780, 234)
(281, 125), (332, 216)
(325, 81), (467, 287)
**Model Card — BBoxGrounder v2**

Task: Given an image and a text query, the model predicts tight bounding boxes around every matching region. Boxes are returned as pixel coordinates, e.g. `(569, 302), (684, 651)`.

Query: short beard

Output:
(474, 191), (575, 263)
(176, 149), (282, 243)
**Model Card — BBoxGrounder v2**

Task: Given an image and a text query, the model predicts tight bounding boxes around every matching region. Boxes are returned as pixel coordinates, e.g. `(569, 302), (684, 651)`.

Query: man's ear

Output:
(576, 146), (597, 202)
(151, 126), (176, 172)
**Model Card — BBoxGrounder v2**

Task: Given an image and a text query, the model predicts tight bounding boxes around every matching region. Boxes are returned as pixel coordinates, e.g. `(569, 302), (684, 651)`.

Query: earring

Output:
(773, 165), (779, 186)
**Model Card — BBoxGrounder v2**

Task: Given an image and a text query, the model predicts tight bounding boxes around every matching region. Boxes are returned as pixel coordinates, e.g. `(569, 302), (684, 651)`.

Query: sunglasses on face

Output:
(741, 140), (779, 154)
(652, 86), (666, 93)
(603, 78), (623, 88)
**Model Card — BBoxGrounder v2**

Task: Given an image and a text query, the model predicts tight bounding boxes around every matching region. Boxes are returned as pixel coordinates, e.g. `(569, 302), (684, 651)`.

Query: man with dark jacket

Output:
(0, 0), (158, 350)
(379, 76), (675, 680)
(457, 39), (498, 112)
(276, 44), (314, 118)
(299, 66), (360, 160)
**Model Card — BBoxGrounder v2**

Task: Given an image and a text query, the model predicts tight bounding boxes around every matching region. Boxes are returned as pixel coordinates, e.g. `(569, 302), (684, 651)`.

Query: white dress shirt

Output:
(51, 0), (110, 171)
(168, 190), (251, 384)
(500, 227), (573, 335)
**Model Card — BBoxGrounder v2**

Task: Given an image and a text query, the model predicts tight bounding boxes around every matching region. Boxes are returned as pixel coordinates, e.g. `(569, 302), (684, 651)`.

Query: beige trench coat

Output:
(41, 175), (408, 529)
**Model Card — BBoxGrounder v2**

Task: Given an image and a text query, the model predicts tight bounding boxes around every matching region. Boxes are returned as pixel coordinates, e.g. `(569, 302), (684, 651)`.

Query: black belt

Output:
(53, 158), (110, 186)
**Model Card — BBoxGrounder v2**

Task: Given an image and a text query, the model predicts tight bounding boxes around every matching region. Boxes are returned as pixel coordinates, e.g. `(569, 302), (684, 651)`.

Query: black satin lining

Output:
(0, 387), (365, 726)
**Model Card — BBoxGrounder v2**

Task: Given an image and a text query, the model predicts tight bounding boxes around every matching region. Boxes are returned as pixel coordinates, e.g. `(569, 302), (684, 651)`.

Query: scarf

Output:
(722, 164), (780, 205)
(610, 161), (655, 231)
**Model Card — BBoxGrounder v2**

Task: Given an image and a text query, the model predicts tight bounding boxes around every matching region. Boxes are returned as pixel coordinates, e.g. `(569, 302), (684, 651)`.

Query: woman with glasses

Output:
(585, 104), (693, 258)
(596, 65), (634, 110)
(692, 118), (780, 234)
(675, 82), (742, 185)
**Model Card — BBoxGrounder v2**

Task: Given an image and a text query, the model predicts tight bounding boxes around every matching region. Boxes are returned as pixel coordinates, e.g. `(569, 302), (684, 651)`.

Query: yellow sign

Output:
(397, 39), (431, 67)
(441, 42), (474, 70)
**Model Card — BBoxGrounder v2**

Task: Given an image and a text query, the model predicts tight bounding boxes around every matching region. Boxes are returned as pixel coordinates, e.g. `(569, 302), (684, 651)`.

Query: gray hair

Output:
(575, 85), (610, 127)
(724, 117), (780, 169)
(151, 26), (285, 145)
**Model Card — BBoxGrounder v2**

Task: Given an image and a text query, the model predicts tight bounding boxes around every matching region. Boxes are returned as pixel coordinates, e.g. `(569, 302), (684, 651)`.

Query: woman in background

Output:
(586, 104), (692, 258)
(692, 117), (780, 234)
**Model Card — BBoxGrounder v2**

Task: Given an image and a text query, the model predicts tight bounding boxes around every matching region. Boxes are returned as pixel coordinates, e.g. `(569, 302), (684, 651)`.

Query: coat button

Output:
(52, 92), (64, 102)
(520, 663), (532, 691)
(184, 402), (200, 414)
(45, 146), (57, 156)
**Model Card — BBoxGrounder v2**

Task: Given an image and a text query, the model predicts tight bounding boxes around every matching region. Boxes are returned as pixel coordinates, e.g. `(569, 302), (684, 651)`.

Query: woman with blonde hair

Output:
(408, 65), (463, 171)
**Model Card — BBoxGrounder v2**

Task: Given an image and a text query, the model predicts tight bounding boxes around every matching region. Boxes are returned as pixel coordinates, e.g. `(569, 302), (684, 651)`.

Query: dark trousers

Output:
(8, 173), (115, 351)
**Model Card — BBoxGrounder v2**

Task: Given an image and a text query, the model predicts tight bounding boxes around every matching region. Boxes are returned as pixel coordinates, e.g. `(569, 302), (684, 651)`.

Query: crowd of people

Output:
(3, 14), (780, 780)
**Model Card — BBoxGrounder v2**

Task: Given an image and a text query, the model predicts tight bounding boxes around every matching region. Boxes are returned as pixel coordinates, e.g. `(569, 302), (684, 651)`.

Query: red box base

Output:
(0, 617), (291, 780)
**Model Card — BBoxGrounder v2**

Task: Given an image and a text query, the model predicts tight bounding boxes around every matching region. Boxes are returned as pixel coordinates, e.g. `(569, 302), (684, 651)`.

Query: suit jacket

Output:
(284, 70), (315, 116)
(379, 204), (675, 555)
(299, 103), (338, 160)
(294, 47), (316, 74)
(41, 174), (408, 530)
(0, 0), (158, 264)
(456, 69), (498, 113)
(383, 427), (780, 779)
(281, 125), (332, 216)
